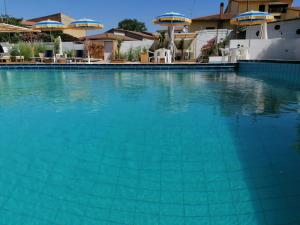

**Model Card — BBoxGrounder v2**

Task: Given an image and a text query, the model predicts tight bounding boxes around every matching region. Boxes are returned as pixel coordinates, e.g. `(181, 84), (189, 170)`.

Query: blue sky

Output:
(3, 0), (300, 32)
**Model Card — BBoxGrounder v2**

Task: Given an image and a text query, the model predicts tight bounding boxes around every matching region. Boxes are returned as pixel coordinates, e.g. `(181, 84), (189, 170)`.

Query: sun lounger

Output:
(15, 56), (24, 62)
(0, 46), (11, 63)
(44, 50), (55, 63)
(0, 54), (11, 63)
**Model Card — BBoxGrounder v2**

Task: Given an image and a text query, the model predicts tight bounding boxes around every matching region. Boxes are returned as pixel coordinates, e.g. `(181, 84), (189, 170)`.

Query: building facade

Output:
(246, 17), (300, 39)
(191, 0), (299, 32)
(28, 13), (86, 38)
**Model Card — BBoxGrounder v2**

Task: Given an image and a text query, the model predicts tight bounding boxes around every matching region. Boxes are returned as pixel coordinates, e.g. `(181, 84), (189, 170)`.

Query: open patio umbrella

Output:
(0, 23), (39, 44)
(68, 19), (104, 63)
(230, 11), (274, 39)
(32, 20), (66, 35)
(0, 23), (37, 33)
(153, 12), (192, 62)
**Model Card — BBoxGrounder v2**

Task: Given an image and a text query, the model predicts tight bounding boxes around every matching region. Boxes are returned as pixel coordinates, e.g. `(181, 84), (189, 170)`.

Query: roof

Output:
(28, 13), (77, 23)
(106, 28), (155, 40)
(21, 20), (35, 26)
(153, 32), (197, 39)
(28, 13), (63, 22)
(289, 6), (300, 11)
(192, 13), (234, 21)
(227, 0), (292, 3)
(157, 26), (186, 32)
(83, 33), (136, 41)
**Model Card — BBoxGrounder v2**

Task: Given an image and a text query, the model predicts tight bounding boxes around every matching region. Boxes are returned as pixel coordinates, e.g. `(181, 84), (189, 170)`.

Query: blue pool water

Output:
(0, 69), (300, 225)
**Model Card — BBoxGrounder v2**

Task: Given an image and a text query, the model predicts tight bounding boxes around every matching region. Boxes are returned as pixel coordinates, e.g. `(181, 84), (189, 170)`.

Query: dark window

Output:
(296, 29), (300, 35)
(44, 50), (54, 58)
(259, 5), (266, 12)
(274, 25), (281, 30)
(274, 16), (281, 20)
(206, 27), (215, 30)
(256, 31), (260, 37)
(268, 4), (288, 13)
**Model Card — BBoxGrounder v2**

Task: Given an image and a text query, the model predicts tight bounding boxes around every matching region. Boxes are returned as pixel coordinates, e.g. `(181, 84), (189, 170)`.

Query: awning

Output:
(0, 23), (38, 33)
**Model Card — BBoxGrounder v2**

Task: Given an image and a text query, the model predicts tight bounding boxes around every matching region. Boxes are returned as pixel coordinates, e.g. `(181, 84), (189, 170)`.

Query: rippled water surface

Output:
(0, 69), (300, 225)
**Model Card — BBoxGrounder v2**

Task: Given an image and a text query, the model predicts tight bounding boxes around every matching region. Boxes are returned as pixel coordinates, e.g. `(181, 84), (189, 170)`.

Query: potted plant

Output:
(33, 43), (47, 57)
(140, 47), (148, 64)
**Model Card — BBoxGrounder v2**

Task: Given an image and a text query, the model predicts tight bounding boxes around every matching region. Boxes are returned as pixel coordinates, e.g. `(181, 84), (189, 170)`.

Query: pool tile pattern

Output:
(0, 69), (299, 225)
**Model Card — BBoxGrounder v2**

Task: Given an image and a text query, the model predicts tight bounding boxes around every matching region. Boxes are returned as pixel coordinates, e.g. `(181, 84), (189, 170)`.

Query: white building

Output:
(246, 18), (300, 39)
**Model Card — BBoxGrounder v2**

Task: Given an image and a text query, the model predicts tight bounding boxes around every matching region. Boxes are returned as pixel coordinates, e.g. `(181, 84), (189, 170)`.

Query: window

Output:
(268, 4), (288, 13)
(296, 29), (300, 35)
(259, 5), (266, 12)
(256, 31), (260, 37)
(274, 25), (281, 30)
(206, 27), (216, 30)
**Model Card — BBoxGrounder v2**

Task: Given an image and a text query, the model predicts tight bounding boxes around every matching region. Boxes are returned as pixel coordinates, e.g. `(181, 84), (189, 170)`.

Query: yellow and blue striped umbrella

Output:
(231, 11), (274, 26)
(153, 12), (192, 27)
(68, 19), (104, 64)
(68, 19), (104, 30)
(153, 12), (191, 62)
(32, 20), (66, 31)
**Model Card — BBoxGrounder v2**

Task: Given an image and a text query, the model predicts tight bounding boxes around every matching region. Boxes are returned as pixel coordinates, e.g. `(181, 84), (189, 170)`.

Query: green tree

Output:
(118, 19), (147, 32)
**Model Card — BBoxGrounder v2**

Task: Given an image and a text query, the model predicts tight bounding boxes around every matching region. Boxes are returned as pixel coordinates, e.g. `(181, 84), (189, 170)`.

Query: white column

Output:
(260, 22), (268, 40)
(168, 26), (175, 62)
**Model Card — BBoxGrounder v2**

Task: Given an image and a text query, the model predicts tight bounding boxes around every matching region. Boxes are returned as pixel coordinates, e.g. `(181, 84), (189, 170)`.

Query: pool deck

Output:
(0, 63), (237, 71)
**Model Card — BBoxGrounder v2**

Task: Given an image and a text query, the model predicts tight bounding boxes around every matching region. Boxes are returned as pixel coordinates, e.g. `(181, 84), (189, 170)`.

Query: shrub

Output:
(64, 50), (75, 58)
(33, 43), (47, 57)
(132, 47), (141, 61)
(125, 47), (141, 62)
(127, 48), (133, 61)
(17, 42), (33, 61)
(9, 45), (20, 57)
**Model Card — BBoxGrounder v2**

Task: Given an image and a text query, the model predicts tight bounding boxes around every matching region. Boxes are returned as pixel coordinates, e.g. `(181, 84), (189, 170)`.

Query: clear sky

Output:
(3, 0), (300, 32)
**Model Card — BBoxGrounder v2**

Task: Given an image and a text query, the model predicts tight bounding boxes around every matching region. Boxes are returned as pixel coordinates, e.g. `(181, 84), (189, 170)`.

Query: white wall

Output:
(246, 19), (300, 39)
(230, 38), (300, 60)
(195, 29), (232, 58)
(120, 40), (154, 54)
(61, 42), (84, 52)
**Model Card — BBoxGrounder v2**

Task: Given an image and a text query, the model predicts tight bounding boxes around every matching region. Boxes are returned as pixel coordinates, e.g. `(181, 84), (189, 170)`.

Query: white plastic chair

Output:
(154, 48), (172, 64)
(239, 48), (250, 60)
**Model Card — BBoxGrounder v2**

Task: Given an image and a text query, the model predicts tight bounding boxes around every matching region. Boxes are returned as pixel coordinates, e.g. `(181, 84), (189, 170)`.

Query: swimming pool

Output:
(0, 68), (299, 225)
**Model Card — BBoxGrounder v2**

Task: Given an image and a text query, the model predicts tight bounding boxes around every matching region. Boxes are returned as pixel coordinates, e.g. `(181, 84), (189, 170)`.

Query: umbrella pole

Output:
(168, 26), (175, 63)
(262, 22), (268, 40)
(50, 31), (56, 63)
(86, 39), (91, 64)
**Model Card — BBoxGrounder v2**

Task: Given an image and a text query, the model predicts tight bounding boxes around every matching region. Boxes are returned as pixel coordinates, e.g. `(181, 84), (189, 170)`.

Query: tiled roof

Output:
(21, 20), (35, 26)
(192, 13), (234, 21)
(28, 13), (63, 22)
(83, 33), (136, 41)
(106, 28), (155, 40)
(289, 6), (300, 11)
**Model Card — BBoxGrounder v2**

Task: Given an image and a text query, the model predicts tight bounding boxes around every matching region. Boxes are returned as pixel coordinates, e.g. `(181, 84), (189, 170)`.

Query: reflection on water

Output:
(0, 69), (300, 225)
(1, 69), (299, 116)
(1, 69), (300, 154)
